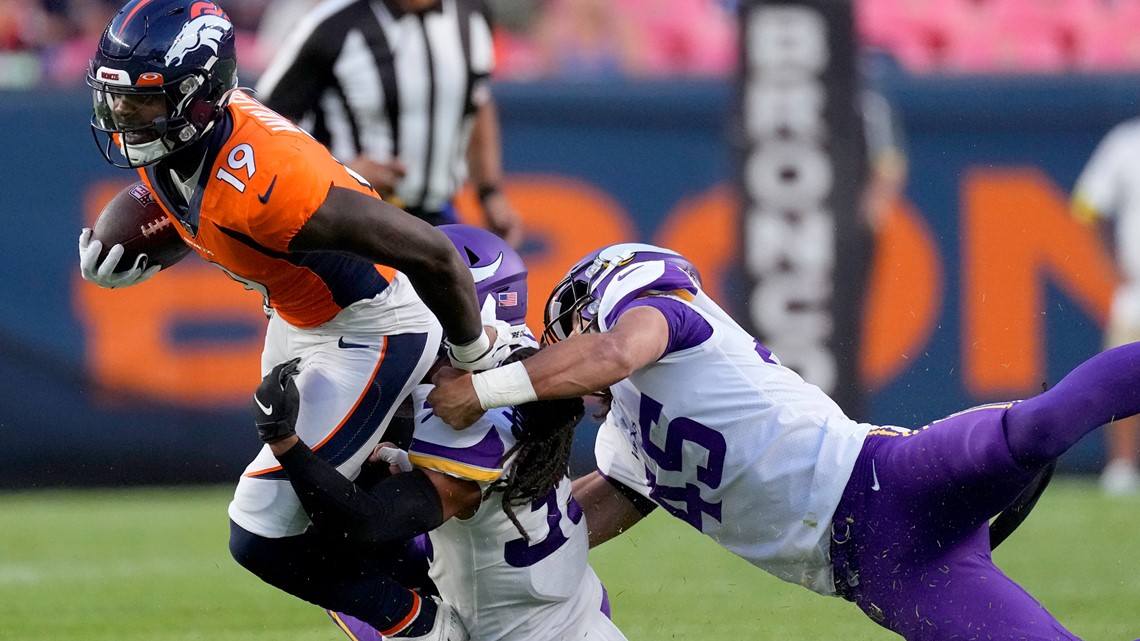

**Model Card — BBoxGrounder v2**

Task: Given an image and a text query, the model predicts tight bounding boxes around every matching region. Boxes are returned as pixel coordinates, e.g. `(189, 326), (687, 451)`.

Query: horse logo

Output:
(164, 14), (229, 67)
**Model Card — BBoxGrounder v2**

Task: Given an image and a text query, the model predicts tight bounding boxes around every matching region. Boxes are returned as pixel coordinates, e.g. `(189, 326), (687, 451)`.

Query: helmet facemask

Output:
(541, 276), (597, 346)
(89, 67), (228, 168)
(87, 0), (238, 169)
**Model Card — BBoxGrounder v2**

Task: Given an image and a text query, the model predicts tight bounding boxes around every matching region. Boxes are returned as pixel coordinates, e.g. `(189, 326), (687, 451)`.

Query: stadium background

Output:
(0, 0), (1132, 487)
(3, 1), (1140, 639)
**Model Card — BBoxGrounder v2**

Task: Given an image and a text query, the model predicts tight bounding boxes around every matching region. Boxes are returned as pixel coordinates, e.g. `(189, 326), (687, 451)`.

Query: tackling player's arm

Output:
(525, 305), (670, 396)
(428, 304), (670, 429)
(252, 360), (481, 545)
(290, 185), (483, 345)
(271, 438), (481, 544)
(571, 471), (655, 548)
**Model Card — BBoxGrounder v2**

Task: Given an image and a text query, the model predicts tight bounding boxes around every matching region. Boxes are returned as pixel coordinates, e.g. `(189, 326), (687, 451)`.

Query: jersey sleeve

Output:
(622, 296), (714, 356)
(407, 385), (514, 483)
(202, 101), (371, 253)
(595, 259), (700, 332)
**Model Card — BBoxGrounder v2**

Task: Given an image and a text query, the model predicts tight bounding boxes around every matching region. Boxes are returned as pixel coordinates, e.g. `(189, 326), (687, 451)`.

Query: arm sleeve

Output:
(276, 443), (445, 546)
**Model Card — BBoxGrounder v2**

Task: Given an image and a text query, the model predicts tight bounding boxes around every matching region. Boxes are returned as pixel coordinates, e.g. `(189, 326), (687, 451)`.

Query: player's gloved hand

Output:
(370, 442), (414, 473)
(251, 358), (302, 444)
(446, 321), (512, 372)
(78, 228), (161, 289)
(445, 296), (513, 372)
(396, 597), (469, 641)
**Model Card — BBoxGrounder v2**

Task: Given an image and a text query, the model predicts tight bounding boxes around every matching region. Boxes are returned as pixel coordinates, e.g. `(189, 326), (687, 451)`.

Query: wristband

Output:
(471, 362), (538, 410)
(449, 331), (491, 363)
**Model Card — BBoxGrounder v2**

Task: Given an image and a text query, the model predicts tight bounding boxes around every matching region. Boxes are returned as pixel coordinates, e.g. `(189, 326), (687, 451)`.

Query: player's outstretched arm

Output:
(277, 442), (448, 545)
(251, 360), (480, 544)
(526, 305), (670, 397)
(427, 305), (670, 429)
(291, 185), (484, 346)
(572, 471), (654, 548)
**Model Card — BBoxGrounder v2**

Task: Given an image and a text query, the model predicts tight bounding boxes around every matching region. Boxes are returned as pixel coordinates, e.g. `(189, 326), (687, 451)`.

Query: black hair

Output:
(484, 347), (585, 541)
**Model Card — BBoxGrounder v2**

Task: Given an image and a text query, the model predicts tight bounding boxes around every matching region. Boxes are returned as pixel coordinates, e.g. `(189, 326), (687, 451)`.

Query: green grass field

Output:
(0, 479), (1135, 640)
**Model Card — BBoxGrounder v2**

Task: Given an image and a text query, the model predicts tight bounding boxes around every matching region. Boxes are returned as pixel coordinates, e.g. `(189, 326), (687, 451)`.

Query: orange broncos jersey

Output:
(138, 90), (396, 328)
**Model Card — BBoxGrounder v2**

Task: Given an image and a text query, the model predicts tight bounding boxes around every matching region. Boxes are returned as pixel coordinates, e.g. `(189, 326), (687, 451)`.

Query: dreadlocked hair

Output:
(483, 347), (586, 541)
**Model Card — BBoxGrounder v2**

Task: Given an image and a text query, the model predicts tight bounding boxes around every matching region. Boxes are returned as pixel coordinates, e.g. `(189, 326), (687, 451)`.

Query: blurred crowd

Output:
(0, 0), (738, 88)
(4, 0), (1140, 89)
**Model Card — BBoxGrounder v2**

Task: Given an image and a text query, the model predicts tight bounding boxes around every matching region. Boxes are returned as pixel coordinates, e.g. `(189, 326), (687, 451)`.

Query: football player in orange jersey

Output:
(77, 1), (508, 639)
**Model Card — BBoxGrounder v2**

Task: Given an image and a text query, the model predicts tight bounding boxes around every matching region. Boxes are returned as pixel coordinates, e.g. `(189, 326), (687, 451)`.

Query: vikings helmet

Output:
(542, 243), (702, 345)
(439, 224), (529, 338)
(87, 0), (238, 168)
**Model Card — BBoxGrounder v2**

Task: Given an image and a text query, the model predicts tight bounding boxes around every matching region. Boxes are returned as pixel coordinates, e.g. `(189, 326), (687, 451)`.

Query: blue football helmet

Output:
(87, 0), (238, 168)
(542, 243), (702, 345)
(439, 224), (530, 341)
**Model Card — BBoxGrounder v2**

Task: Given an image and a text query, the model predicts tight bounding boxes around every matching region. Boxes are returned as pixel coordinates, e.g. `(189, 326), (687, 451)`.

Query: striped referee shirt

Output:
(256, 0), (494, 214)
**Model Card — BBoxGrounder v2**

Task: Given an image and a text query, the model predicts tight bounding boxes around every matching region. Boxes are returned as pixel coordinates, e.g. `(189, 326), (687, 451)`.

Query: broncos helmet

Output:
(438, 224), (530, 343)
(87, 0), (238, 168)
(542, 243), (702, 346)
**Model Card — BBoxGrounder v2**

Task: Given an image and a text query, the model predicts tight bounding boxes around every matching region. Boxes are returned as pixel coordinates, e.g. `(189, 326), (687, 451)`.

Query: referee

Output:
(256, 0), (521, 244)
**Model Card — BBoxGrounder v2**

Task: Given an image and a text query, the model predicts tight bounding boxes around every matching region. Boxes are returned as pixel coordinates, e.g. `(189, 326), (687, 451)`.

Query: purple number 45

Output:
(638, 394), (726, 532)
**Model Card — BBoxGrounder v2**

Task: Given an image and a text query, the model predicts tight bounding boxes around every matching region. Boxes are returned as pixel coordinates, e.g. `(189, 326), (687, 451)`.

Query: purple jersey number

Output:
(637, 394), (726, 531)
(503, 489), (583, 568)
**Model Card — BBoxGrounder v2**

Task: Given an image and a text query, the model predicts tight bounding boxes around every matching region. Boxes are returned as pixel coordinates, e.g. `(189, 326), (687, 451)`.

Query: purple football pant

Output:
(830, 342), (1140, 639)
(831, 405), (1078, 641)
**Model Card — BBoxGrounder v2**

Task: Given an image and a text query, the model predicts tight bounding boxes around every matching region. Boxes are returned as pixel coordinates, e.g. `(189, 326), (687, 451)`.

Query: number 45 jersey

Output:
(406, 386), (625, 641)
(591, 257), (873, 596)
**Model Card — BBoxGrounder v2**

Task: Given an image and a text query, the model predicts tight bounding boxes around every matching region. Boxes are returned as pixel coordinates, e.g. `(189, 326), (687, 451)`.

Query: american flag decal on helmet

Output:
(497, 292), (518, 307)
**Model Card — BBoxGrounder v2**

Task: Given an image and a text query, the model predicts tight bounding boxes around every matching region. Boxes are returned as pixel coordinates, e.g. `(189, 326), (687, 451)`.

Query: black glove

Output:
(251, 357), (301, 444)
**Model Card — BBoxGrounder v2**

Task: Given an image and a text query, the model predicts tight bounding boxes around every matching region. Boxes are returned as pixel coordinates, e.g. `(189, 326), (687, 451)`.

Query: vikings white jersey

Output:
(406, 386), (624, 641)
(589, 251), (872, 595)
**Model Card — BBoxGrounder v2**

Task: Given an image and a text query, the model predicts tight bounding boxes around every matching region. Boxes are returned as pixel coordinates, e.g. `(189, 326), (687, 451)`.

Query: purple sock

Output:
(1005, 342), (1140, 468)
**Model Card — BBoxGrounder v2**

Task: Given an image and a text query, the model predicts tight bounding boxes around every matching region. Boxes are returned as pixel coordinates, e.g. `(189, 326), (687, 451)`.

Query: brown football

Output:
(93, 182), (191, 273)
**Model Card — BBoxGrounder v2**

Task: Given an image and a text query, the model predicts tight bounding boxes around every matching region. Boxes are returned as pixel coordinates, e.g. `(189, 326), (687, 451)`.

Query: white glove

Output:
(446, 319), (513, 372)
(78, 228), (160, 289)
(397, 597), (469, 641)
(372, 445), (413, 473)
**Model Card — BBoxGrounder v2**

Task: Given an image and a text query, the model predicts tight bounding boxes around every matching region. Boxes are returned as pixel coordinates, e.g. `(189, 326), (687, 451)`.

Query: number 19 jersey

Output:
(138, 90), (398, 329)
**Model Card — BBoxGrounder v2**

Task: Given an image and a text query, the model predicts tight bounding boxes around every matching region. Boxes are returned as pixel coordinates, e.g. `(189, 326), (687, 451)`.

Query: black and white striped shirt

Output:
(256, 0), (494, 214)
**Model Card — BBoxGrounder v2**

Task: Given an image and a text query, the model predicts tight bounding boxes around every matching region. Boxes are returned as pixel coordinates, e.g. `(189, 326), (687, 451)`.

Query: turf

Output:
(0, 478), (1135, 640)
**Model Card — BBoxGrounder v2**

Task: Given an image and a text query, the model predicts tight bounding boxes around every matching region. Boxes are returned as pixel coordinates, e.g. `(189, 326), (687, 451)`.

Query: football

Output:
(93, 182), (191, 273)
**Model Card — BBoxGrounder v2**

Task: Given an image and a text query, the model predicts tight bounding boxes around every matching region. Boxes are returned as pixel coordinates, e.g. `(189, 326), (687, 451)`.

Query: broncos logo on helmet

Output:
(87, 0), (237, 168)
(164, 15), (231, 67)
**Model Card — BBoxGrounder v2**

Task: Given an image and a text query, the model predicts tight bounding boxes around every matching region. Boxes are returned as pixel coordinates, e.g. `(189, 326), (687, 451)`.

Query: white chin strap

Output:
(120, 137), (172, 164)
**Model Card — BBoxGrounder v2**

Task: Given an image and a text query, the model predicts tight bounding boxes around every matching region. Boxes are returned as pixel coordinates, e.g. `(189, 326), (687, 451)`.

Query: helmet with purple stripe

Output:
(542, 243), (702, 345)
(438, 224), (528, 331)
